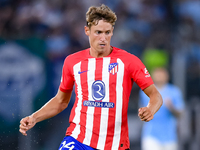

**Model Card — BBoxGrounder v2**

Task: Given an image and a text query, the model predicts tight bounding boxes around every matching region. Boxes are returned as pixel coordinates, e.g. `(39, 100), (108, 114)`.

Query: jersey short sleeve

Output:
(59, 56), (74, 92)
(130, 55), (154, 90)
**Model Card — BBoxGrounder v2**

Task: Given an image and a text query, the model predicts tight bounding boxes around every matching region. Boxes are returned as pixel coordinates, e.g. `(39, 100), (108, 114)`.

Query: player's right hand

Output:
(19, 115), (36, 136)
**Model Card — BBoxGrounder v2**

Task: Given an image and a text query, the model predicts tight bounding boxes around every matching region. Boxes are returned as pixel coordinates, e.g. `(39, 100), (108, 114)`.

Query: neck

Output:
(90, 46), (113, 58)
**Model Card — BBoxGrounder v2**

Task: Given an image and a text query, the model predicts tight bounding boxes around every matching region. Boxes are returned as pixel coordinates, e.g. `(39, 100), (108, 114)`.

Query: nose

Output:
(100, 33), (106, 41)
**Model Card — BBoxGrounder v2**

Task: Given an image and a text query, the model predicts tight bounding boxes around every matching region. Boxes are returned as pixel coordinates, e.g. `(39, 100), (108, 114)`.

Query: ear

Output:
(84, 26), (90, 36)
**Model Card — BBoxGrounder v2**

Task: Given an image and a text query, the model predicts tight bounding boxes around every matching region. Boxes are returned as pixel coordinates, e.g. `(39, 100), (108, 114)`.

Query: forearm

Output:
(31, 97), (67, 123)
(19, 90), (72, 136)
(31, 90), (72, 123)
(147, 93), (163, 115)
(168, 106), (182, 118)
(143, 84), (163, 115)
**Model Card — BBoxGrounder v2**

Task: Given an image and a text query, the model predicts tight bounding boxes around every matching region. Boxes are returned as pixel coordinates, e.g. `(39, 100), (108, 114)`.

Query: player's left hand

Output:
(138, 107), (154, 122)
(165, 98), (174, 110)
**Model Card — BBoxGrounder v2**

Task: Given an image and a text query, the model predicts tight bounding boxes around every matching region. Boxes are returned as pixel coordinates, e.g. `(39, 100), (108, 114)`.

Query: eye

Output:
(106, 31), (110, 35)
(96, 31), (101, 34)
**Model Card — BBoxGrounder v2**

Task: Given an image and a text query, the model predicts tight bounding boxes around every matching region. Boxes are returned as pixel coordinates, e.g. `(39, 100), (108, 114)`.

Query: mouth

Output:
(99, 44), (106, 47)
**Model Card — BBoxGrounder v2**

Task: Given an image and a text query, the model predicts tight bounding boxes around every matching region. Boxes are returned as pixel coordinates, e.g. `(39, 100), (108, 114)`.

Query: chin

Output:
(97, 49), (105, 53)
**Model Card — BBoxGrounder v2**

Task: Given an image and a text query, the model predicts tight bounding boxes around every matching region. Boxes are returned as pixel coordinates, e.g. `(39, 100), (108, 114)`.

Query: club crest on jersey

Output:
(108, 63), (118, 75)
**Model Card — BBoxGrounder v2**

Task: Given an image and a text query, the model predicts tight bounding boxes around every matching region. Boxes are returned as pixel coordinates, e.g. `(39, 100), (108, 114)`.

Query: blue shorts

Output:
(58, 136), (97, 150)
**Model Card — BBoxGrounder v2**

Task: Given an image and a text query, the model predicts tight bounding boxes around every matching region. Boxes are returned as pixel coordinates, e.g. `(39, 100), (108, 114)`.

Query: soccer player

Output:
(19, 4), (163, 150)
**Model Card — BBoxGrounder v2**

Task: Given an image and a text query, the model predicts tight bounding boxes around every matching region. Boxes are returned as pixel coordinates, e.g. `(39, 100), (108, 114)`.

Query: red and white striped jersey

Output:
(59, 47), (153, 150)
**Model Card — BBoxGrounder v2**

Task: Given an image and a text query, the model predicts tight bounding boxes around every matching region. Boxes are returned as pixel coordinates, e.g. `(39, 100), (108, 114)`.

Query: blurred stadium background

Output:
(0, 0), (200, 150)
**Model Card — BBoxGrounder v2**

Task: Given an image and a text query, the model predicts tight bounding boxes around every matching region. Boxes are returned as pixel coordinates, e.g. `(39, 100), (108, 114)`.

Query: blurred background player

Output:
(139, 67), (185, 150)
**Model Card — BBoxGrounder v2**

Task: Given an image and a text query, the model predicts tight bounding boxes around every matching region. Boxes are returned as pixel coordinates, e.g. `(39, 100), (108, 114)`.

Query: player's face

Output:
(85, 20), (114, 57)
(152, 68), (169, 87)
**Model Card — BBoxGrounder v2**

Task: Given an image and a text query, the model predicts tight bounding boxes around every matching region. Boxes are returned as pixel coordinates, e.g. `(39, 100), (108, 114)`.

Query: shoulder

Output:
(64, 49), (89, 64)
(66, 49), (89, 60)
(113, 47), (142, 63)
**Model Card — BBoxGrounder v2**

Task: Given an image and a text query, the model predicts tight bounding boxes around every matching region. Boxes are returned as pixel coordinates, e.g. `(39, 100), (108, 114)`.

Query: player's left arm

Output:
(165, 99), (182, 117)
(138, 84), (163, 122)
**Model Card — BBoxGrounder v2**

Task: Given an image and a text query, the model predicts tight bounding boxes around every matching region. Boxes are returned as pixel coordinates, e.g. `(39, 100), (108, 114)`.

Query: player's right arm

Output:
(138, 84), (163, 122)
(19, 89), (72, 136)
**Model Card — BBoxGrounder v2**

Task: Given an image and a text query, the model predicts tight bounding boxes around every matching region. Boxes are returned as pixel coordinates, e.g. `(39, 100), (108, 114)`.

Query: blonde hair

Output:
(86, 4), (117, 28)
